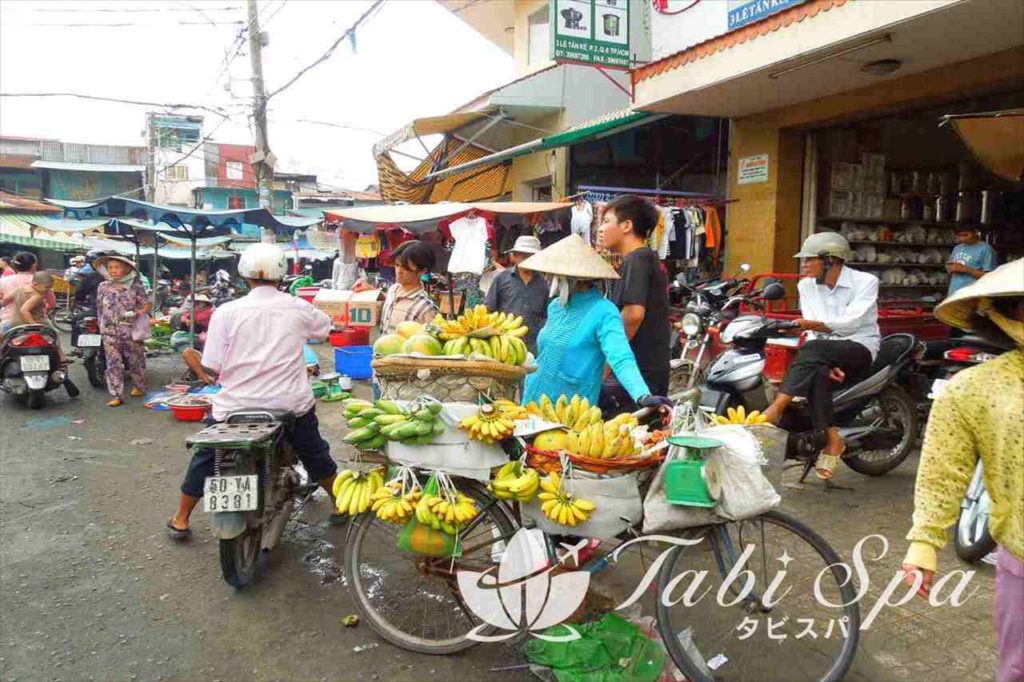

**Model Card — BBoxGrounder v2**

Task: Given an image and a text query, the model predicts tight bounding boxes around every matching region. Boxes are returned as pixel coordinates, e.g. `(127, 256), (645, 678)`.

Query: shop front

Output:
(633, 0), (1024, 290)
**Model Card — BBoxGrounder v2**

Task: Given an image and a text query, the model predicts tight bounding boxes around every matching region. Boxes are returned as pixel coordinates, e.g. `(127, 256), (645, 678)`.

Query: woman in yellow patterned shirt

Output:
(903, 258), (1023, 682)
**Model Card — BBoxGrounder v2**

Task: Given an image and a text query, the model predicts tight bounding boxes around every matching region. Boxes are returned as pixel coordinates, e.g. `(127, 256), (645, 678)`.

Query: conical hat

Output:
(934, 258), (1024, 330)
(517, 234), (620, 280)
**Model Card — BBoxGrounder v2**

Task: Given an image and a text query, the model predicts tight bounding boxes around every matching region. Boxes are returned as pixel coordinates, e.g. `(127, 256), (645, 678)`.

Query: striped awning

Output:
(0, 232), (87, 253)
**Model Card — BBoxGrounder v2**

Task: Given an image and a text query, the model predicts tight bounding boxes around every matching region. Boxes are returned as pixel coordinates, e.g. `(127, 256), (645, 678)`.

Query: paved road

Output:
(0, 346), (999, 681)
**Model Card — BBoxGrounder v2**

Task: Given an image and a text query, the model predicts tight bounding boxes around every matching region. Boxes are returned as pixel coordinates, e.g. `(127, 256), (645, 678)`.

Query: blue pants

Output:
(180, 407), (337, 497)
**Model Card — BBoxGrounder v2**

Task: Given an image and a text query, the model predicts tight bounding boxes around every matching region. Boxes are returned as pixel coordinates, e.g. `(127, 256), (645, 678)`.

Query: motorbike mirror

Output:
(762, 282), (786, 301)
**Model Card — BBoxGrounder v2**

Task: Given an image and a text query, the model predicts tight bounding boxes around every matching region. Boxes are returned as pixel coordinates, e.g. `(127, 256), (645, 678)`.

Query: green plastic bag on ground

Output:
(525, 613), (667, 682)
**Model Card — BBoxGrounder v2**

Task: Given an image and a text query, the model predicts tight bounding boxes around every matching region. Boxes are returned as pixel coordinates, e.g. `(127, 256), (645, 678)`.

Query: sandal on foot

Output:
(815, 446), (847, 480)
(166, 520), (192, 541)
(130, 388), (144, 397)
(106, 399), (124, 407)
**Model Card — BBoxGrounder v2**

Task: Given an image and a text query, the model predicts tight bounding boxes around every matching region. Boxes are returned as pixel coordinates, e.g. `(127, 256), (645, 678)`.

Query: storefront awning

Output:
(0, 232), (87, 252)
(323, 201), (573, 234)
(944, 109), (1024, 182)
(23, 217), (111, 233)
(83, 236), (235, 261)
(425, 110), (664, 181)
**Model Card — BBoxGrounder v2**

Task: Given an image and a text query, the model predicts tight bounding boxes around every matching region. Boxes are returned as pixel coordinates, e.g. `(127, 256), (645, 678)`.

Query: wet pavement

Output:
(0, 342), (1000, 681)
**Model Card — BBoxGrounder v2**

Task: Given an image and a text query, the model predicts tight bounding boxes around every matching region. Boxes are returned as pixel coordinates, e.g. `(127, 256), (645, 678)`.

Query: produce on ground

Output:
(459, 399), (526, 443)
(432, 307), (530, 365)
(341, 398), (446, 449)
(712, 405), (769, 425)
(489, 461), (540, 502)
(538, 471), (596, 528)
(333, 468), (385, 516)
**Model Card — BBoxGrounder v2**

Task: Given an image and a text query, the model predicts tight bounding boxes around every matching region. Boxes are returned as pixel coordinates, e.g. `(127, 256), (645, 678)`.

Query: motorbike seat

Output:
(834, 333), (916, 402)
(225, 409), (297, 427)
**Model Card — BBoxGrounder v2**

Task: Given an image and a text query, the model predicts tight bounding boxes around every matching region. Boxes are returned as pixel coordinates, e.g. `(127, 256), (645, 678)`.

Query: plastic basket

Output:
(171, 404), (209, 422)
(330, 327), (370, 347)
(335, 345), (373, 380)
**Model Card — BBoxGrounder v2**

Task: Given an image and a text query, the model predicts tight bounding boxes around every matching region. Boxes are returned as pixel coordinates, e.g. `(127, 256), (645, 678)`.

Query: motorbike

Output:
(186, 409), (318, 588)
(694, 282), (920, 481)
(1, 325), (79, 408)
(71, 306), (107, 388)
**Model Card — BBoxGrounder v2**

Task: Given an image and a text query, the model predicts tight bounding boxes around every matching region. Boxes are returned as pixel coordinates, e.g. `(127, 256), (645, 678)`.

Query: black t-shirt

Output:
(610, 247), (670, 392)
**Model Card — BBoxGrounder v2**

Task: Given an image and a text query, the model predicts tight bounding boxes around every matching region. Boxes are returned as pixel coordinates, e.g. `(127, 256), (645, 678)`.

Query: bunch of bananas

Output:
(415, 491), (479, 536)
(538, 471), (596, 527)
(342, 399), (446, 449)
(441, 334), (529, 366)
(567, 414), (640, 459)
(333, 468), (385, 516)
(712, 405), (769, 425)
(525, 394), (603, 431)
(371, 481), (423, 525)
(489, 461), (540, 502)
(459, 400), (524, 443)
(433, 307), (530, 366)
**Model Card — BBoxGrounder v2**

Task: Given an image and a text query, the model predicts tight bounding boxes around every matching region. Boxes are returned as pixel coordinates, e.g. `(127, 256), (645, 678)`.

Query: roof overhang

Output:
(31, 160), (145, 173)
(436, 0), (515, 54)
(634, 0), (1024, 119)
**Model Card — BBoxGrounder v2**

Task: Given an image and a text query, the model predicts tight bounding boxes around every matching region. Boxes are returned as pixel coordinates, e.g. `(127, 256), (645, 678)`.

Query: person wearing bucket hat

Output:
(761, 231), (881, 480)
(518, 235), (669, 410)
(95, 255), (151, 407)
(901, 259), (1023, 681)
(484, 235), (547, 353)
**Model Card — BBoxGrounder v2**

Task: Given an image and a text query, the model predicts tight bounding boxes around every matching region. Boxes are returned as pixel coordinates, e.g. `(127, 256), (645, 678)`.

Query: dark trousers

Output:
(180, 408), (336, 497)
(598, 368), (668, 416)
(779, 340), (872, 432)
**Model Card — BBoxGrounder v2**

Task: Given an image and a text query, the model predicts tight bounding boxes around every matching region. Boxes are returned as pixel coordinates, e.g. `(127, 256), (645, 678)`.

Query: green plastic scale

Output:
(664, 435), (724, 508)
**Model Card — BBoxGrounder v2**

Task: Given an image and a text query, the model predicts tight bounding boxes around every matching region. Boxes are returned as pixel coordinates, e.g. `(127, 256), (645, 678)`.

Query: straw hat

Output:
(506, 235), (542, 255)
(94, 255), (139, 273)
(517, 234), (620, 280)
(934, 258), (1024, 330)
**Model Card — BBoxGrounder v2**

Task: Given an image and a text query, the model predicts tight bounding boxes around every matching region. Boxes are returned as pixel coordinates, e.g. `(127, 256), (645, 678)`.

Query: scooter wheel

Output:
(27, 390), (45, 410)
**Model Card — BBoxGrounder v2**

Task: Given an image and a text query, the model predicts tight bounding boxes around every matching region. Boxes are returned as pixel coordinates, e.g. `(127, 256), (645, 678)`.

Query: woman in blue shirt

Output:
(519, 235), (669, 410)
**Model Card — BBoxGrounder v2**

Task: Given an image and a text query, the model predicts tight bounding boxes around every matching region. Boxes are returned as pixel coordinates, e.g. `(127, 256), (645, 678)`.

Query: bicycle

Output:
(48, 275), (75, 333)
(343, 404), (861, 679)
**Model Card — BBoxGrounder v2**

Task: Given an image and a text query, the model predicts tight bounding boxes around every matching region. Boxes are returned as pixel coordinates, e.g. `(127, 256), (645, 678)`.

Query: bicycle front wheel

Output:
(344, 479), (517, 655)
(656, 511), (860, 682)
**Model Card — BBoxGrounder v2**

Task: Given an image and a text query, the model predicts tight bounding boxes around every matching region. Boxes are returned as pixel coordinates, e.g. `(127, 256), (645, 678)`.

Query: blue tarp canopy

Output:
(83, 236), (235, 261)
(22, 217), (111, 233)
(47, 196), (321, 236)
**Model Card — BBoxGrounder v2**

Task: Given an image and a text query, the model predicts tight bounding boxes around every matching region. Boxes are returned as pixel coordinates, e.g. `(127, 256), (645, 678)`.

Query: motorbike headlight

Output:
(682, 313), (702, 337)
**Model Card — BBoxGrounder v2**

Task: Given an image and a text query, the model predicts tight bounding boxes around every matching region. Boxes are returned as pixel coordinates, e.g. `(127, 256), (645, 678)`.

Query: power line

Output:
(6, 20), (246, 27)
(0, 92), (233, 121)
(7, 6), (242, 12)
(266, 0), (384, 100)
(292, 118), (387, 136)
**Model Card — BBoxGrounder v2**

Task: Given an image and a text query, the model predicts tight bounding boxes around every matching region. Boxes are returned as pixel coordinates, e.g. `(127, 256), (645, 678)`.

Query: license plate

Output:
(929, 378), (951, 399)
(77, 334), (102, 347)
(20, 355), (50, 372)
(203, 475), (259, 512)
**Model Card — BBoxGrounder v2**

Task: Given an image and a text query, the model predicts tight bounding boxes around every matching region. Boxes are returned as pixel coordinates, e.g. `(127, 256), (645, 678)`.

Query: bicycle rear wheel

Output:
(656, 510), (860, 682)
(344, 479), (517, 655)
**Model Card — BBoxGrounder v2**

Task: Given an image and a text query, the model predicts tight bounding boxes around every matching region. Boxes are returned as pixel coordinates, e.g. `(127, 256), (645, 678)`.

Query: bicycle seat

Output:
(225, 409), (297, 427)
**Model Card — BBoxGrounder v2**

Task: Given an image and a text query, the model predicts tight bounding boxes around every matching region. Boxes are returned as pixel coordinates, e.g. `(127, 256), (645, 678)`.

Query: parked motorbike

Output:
(186, 409), (318, 588)
(695, 283), (920, 480)
(1, 325), (79, 408)
(71, 306), (107, 388)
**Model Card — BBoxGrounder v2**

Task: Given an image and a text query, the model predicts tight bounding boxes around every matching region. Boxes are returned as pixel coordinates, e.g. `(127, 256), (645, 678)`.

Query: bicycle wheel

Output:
(344, 479), (517, 655)
(49, 307), (73, 333)
(656, 511), (860, 682)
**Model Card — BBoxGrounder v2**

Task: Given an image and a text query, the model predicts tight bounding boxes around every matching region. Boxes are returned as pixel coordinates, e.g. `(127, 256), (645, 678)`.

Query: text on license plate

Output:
(77, 334), (102, 347)
(20, 355), (50, 372)
(203, 475), (259, 512)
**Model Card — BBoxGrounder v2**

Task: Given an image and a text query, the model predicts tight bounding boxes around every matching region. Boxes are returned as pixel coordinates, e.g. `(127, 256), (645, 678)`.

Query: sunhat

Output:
(934, 258), (1024, 330)
(192, 294), (212, 304)
(94, 255), (139, 274)
(506, 235), (542, 255)
(517, 234), (620, 280)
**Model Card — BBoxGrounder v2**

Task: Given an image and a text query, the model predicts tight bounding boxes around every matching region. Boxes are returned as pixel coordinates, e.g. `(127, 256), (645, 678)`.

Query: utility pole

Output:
(247, 0), (274, 211)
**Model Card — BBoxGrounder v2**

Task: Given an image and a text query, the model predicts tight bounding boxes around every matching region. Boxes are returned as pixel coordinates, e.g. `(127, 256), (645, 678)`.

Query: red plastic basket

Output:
(171, 404), (209, 422)
(330, 326), (371, 347)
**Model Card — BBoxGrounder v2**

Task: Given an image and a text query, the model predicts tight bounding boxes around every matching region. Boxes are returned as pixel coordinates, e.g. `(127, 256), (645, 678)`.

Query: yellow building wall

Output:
(725, 47), (1024, 277)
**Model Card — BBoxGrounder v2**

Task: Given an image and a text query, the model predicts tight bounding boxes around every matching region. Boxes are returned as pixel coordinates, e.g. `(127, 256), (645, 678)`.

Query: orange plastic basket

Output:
(525, 445), (664, 475)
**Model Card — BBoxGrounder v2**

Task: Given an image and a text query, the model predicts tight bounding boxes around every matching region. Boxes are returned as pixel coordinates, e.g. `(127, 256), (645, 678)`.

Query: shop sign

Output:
(737, 154), (770, 185)
(551, 0), (630, 69)
(728, 0), (807, 31)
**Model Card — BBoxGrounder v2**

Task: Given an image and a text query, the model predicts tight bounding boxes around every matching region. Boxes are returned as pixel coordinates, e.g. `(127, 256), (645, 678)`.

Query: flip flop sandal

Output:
(166, 520), (192, 541)
(815, 446), (847, 480)
(106, 399), (124, 408)
(130, 388), (144, 397)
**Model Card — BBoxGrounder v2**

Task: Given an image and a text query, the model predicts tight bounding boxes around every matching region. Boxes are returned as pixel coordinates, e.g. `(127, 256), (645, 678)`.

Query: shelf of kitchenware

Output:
(847, 261), (949, 268)
(819, 216), (965, 228)
(848, 240), (955, 247)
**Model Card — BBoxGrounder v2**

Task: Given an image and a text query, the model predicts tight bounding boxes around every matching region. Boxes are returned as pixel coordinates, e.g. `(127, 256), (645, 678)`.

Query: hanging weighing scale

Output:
(664, 435), (724, 508)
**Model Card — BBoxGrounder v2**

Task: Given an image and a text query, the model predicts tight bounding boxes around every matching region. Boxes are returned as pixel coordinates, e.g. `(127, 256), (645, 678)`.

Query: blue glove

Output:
(638, 395), (673, 409)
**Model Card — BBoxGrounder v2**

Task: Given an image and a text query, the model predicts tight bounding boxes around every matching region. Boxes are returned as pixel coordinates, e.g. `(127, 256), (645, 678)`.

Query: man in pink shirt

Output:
(168, 243), (337, 539)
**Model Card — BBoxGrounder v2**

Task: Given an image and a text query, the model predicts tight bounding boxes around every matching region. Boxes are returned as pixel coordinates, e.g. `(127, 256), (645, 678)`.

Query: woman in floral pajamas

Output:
(95, 256), (150, 407)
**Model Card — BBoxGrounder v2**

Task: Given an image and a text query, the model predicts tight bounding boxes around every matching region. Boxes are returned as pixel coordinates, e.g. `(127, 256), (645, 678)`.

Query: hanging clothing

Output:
(704, 206), (723, 256)
(570, 202), (594, 245)
(447, 214), (490, 275)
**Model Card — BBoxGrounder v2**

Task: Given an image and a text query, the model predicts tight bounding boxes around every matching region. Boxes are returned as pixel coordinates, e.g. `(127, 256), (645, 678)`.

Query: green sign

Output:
(551, 0), (630, 69)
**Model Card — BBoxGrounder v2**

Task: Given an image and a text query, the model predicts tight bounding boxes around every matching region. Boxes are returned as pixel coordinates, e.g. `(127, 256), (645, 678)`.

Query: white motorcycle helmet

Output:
(238, 243), (287, 281)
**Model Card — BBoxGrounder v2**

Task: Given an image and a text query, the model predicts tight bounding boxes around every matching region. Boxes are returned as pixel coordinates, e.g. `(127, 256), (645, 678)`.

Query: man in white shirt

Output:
(167, 243), (337, 539)
(762, 232), (880, 479)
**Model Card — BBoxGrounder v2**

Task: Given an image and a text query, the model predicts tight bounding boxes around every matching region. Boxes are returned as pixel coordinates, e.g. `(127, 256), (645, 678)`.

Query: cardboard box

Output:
(313, 289), (382, 328)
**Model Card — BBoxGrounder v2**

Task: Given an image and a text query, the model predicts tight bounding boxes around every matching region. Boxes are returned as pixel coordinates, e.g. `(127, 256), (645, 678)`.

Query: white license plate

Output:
(203, 475), (259, 512)
(929, 378), (951, 399)
(20, 355), (50, 372)
(77, 334), (102, 347)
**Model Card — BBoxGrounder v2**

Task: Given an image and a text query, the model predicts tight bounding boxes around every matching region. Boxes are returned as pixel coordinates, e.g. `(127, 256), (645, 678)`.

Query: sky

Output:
(0, 0), (515, 191)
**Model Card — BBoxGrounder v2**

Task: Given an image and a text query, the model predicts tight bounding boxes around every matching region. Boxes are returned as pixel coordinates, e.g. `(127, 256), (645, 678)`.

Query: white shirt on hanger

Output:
(447, 214), (489, 275)
(571, 202), (593, 245)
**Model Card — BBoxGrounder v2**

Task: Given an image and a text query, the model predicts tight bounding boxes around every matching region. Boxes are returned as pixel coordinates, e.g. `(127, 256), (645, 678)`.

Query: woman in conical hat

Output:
(518, 235), (667, 409)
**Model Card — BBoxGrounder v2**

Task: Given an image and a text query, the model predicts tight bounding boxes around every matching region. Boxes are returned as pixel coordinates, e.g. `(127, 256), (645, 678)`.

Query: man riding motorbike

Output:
(167, 243), (337, 539)
(761, 232), (881, 480)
